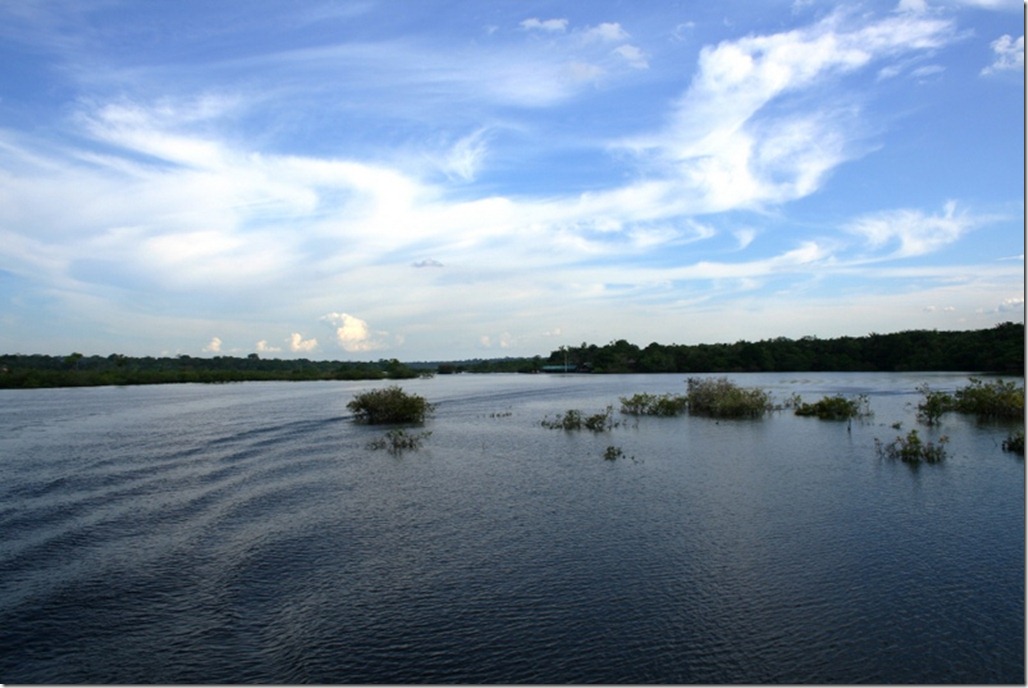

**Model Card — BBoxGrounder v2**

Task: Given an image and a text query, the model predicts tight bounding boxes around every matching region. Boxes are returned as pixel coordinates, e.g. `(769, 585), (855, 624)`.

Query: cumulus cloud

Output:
(289, 332), (318, 353)
(256, 339), (282, 353)
(479, 332), (516, 349)
(320, 312), (383, 352)
(981, 34), (1024, 75)
(203, 336), (223, 353)
(583, 22), (629, 43)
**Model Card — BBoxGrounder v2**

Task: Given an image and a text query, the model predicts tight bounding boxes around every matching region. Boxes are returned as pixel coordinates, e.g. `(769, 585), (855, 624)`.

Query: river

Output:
(0, 372), (1023, 683)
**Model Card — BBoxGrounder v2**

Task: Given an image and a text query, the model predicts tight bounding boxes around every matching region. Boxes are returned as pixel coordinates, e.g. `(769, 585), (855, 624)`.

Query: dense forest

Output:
(0, 322), (1022, 389)
(451, 322), (1025, 375)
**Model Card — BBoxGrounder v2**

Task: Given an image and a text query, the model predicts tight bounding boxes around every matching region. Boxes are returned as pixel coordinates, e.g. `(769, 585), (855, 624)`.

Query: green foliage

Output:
(916, 378), (1024, 425)
(952, 377), (1024, 420)
(619, 392), (689, 416)
(875, 429), (949, 464)
(1002, 430), (1025, 455)
(542, 406), (618, 432)
(367, 428), (432, 454)
(541, 322), (1023, 374)
(685, 377), (771, 419)
(916, 384), (955, 426)
(347, 386), (433, 424)
(794, 394), (872, 421)
(0, 323), (1021, 389)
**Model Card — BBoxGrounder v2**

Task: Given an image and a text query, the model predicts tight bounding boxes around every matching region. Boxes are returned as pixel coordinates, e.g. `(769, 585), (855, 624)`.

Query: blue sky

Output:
(0, 0), (1023, 360)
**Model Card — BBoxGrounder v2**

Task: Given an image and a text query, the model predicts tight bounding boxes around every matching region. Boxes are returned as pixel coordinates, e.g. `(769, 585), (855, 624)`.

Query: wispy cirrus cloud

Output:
(845, 201), (979, 258)
(0, 3), (1018, 359)
(618, 10), (954, 211)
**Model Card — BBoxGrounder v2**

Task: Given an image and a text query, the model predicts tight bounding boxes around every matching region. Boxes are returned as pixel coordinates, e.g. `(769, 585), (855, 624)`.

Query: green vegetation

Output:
(684, 377), (771, 419)
(542, 406), (618, 432)
(794, 394), (872, 421)
(916, 384), (955, 426)
(953, 377), (1024, 420)
(367, 428), (432, 454)
(347, 386), (433, 425)
(917, 377), (1025, 425)
(523, 322), (1022, 375)
(619, 392), (689, 416)
(876, 429), (949, 464)
(0, 353), (430, 388)
(1002, 430), (1024, 456)
(0, 323), (1021, 389)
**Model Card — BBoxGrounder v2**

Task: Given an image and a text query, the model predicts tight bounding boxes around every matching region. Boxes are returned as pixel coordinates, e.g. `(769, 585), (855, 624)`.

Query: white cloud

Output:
(583, 22), (629, 43)
(320, 312), (383, 352)
(256, 339), (282, 353)
(520, 18), (568, 33)
(613, 44), (649, 69)
(895, 0), (929, 14)
(981, 34), (1024, 75)
(442, 129), (489, 181)
(845, 201), (976, 257)
(910, 64), (945, 78)
(620, 11), (954, 211)
(289, 333), (318, 353)
(203, 336), (223, 353)
(997, 297), (1024, 312)
(949, 0), (1022, 9)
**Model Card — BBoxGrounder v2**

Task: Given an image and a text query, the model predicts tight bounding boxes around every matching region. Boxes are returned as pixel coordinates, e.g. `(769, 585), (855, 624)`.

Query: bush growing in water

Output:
(542, 406), (618, 431)
(953, 377), (1024, 420)
(684, 377), (771, 419)
(619, 392), (689, 416)
(603, 445), (624, 461)
(347, 385), (433, 424)
(875, 429), (948, 464)
(917, 378), (1024, 425)
(1002, 430), (1024, 455)
(916, 384), (954, 426)
(794, 394), (872, 421)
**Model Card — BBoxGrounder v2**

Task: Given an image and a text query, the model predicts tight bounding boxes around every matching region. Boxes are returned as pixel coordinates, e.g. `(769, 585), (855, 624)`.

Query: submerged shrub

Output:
(1002, 430), (1025, 456)
(916, 378), (1024, 425)
(619, 392), (689, 416)
(367, 428), (432, 454)
(953, 377), (1025, 421)
(603, 445), (624, 461)
(542, 406), (618, 432)
(795, 394), (872, 421)
(347, 385), (433, 424)
(685, 377), (771, 419)
(916, 384), (955, 426)
(875, 429), (948, 464)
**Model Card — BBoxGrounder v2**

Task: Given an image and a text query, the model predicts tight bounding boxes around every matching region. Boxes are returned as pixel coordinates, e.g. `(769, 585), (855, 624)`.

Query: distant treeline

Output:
(0, 322), (1022, 389)
(0, 354), (428, 389)
(449, 322), (1025, 375)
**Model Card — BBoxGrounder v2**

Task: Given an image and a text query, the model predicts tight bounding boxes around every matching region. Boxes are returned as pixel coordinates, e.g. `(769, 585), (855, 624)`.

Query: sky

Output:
(0, 0), (1023, 361)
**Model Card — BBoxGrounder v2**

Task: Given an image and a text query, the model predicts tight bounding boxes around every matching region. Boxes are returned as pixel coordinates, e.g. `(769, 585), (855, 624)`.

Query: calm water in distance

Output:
(0, 372), (1023, 684)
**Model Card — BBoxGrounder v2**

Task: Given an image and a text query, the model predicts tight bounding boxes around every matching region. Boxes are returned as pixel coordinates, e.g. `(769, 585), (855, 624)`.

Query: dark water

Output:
(1, 373), (1023, 684)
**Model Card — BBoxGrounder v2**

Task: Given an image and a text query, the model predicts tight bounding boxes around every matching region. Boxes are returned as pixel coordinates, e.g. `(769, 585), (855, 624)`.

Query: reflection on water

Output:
(0, 373), (1023, 683)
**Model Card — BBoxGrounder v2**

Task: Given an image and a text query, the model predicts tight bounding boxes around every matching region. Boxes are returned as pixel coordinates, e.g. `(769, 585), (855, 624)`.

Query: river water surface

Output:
(0, 372), (1023, 683)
